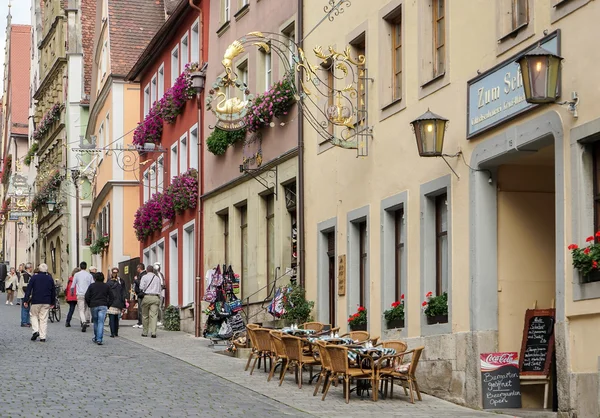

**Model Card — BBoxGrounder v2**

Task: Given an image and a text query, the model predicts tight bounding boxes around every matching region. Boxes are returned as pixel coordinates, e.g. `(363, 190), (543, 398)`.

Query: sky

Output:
(0, 0), (31, 92)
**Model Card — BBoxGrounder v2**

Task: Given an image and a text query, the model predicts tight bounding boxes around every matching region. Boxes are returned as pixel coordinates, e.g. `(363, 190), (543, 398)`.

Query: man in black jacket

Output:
(133, 263), (146, 329)
(23, 263), (55, 342)
(84, 272), (114, 345)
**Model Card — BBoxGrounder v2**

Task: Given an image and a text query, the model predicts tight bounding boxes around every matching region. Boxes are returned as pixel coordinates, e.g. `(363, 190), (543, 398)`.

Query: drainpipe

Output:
(297, 0), (305, 288)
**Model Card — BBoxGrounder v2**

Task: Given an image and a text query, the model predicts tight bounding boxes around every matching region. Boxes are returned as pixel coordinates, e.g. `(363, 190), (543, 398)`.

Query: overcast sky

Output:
(0, 0), (31, 92)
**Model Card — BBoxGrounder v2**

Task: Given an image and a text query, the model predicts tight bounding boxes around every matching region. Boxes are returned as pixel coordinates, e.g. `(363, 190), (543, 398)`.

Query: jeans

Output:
(108, 314), (119, 336)
(66, 301), (77, 324)
(91, 306), (108, 343)
(20, 302), (30, 325)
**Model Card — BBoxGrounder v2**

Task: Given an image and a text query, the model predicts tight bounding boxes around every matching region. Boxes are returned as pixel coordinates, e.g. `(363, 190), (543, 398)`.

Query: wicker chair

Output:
(268, 330), (288, 383)
(312, 340), (335, 397)
(249, 328), (275, 375)
(374, 340), (408, 398)
(280, 334), (320, 388)
(340, 331), (370, 342)
(378, 346), (425, 403)
(322, 344), (376, 403)
(244, 326), (259, 372)
(301, 321), (325, 333)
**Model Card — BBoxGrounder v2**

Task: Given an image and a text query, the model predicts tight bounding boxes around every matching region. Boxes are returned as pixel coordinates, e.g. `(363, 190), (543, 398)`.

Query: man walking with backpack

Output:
(18, 263), (32, 327)
(72, 261), (94, 332)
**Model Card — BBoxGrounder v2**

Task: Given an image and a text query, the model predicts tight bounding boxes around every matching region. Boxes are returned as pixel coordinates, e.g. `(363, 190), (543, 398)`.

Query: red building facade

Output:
(127, 0), (209, 333)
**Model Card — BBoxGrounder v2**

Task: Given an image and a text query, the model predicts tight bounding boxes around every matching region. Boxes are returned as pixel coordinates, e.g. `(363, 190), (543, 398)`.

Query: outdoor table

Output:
(307, 336), (353, 345)
(348, 347), (397, 399)
(281, 328), (315, 336)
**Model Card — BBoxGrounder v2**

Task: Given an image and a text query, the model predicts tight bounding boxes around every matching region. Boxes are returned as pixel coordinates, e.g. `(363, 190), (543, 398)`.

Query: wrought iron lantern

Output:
(410, 109), (448, 157)
(190, 62), (209, 95)
(46, 197), (56, 212)
(517, 45), (562, 104)
(17, 220), (24, 232)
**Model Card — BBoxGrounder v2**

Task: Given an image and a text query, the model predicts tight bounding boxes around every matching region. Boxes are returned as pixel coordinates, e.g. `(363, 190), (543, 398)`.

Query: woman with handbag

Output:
(107, 267), (127, 337)
(5, 267), (17, 305)
(65, 268), (80, 327)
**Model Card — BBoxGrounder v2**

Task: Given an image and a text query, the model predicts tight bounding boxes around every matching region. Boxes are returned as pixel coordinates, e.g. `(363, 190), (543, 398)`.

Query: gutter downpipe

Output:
(297, 0), (305, 288)
(189, 0), (204, 338)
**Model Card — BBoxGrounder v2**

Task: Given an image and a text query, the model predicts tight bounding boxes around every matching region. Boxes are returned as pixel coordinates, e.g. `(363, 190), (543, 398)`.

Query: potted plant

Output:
(383, 295), (405, 329)
(568, 233), (600, 282)
(422, 291), (448, 325)
(348, 306), (367, 331)
(84, 236), (91, 246)
(281, 284), (314, 325)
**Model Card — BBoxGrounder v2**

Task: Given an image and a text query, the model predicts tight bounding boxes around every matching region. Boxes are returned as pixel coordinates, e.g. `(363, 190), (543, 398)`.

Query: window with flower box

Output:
(181, 33), (189, 69)
(191, 20), (199, 63)
(171, 45), (179, 85)
(158, 64), (165, 99)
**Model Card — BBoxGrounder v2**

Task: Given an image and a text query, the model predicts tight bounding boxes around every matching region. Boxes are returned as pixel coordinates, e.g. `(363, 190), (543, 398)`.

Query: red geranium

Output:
(586, 236), (595, 242)
(348, 306), (367, 327)
(568, 244), (578, 250)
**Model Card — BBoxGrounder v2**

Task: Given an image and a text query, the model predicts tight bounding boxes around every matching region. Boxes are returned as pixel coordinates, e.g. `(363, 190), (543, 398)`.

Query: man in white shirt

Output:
(153, 262), (166, 326)
(72, 261), (94, 332)
(140, 265), (162, 338)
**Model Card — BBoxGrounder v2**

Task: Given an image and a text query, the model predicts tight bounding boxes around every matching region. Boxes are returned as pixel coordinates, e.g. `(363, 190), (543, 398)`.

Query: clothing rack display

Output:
(203, 264), (245, 340)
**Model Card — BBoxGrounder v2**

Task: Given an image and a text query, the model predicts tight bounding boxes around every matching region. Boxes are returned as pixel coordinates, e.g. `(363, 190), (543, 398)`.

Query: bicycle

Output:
(49, 285), (61, 323)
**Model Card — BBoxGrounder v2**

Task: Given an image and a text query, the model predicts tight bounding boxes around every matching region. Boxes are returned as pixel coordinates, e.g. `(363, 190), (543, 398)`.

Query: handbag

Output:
(228, 313), (245, 333)
(138, 275), (156, 298)
(218, 321), (233, 339)
(228, 299), (243, 313)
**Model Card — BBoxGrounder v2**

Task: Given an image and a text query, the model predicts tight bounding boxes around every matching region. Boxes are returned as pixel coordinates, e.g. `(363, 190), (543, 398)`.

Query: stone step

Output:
(490, 409), (557, 418)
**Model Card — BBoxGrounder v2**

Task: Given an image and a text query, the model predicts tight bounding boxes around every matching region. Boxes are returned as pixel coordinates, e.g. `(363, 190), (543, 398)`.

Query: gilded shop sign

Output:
(467, 31), (560, 138)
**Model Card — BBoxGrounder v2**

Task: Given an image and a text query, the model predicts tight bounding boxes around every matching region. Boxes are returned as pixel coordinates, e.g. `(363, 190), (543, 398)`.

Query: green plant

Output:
(348, 306), (367, 327)
(383, 296), (405, 322)
(206, 128), (246, 155)
(90, 234), (109, 255)
(281, 284), (314, 324)
(163, 305), (181, 331)
(422, 292), (448, 317)
(24, 142), (39, 166)
(568, 234), (600, 276)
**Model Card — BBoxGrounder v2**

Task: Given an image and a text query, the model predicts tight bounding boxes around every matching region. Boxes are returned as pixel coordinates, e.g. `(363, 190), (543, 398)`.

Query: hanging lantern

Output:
(410, 109), (448, 157)
(517, 45), (562, 104)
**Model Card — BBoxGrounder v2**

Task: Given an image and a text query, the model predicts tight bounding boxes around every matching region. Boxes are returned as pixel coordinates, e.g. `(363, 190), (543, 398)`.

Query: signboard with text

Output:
(519, 308), (555, 376)
(480, 352), (521, 409)
(467, 31), (560, 138)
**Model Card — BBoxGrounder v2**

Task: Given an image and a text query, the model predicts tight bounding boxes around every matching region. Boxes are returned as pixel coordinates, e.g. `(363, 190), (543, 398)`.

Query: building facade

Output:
(127, 0), (208, 333)
(302, 0), (600, 416)
(0, 21), (31, 268)
(84, 0), (164, 279)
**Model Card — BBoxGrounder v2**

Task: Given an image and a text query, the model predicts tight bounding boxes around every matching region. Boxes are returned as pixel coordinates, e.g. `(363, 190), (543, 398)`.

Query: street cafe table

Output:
(307, 336), (354, 345)
(281, 327), (315, 336)
(348, 346), (397, 399)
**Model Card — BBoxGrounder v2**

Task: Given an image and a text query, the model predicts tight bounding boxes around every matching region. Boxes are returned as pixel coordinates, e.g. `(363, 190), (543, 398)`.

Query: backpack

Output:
(65, 277), (77, 302)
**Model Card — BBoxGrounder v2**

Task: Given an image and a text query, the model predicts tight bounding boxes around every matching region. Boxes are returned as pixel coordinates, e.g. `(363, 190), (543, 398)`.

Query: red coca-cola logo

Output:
(485, 353), (515, 365)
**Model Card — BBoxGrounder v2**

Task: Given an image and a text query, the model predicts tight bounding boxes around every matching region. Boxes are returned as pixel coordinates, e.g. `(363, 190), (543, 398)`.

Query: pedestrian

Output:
(107, 267), (126, 337)
(5, 267), (17, 305)
(15, 264), (24, 305)
(17, 263), (32, 327)
(140, 264), (161, 338)
(153, 262), (166, 326)
(23, 263), (56, 342)
(64, 267), (80, 327)
(132, 263), (146, 329)
(89, 266), (98, 274)
(72, 261), (94, 332)
(84, 271), (113, 345)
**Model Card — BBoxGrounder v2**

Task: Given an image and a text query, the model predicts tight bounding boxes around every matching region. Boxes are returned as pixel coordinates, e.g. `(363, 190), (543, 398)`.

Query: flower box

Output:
(386, 319), (405, 329)
(426, 314), (448, 325)
(350, 323), (367, 331)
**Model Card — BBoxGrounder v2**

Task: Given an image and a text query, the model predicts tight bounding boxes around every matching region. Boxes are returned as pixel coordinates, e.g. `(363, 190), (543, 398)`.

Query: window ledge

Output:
(234, 4), (249, 21)
(421, 72), (446, 89)
(553, 0), (571, 7)
(217, 21), (230, 38)
(381, 98), (403, 112)
(498, 23), (528, 44)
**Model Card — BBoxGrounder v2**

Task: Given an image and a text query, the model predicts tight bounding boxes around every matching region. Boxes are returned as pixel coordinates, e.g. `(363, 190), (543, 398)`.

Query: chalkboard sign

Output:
(480, 352), (522, 409)
(519, 308), (555, 376)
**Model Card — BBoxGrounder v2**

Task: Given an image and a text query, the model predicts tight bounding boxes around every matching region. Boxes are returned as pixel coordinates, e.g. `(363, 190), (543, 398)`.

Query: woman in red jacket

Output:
(65, 268), (80, 327)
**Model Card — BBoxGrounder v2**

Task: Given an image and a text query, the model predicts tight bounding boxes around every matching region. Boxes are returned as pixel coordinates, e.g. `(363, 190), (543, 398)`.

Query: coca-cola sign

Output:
(485, 353), (517, 366)
(480, 352), (521, 409)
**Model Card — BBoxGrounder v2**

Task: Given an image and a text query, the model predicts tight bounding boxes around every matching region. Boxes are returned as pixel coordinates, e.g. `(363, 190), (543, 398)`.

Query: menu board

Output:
(480, 352), (522, 409)
(519, 309), (555, 376)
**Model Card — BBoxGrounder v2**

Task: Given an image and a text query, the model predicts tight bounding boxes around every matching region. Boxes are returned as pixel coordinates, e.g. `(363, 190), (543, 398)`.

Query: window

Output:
(181, 33), (189, 69)
(394, 208), (404, 301)
(240, 205), (248, 299)
(143, 169), (150, 203)
(189, 125), (199, 170)
(171, 45), (179, 85)
(183, 222), (195, 305)
(435, 193), (448, 295)
(264, 51), (272, 91)
(151, 75), (157, 106)
(98, 123), (104, 150)
(101, 41), (108, 77)
(358, 221), (367, 307)
(144, 84), (150, 117)
(282, 23), (295, 68)
(221, 213), (229, 264)
(170, 143), (178, 180)
(180, 133), (188, 173)
(391, 14), (402, 100)
(510, 0), (528, 31)
(432, 0), (445, 77)
(169, 232), (179, 306)
(350, 34), (366, 122)
(191, 20), (199, 63)
(105, 114), (110, 148)
(158, 65), (165, 99)
(221, 0), (231, 23)
(593, 143), (600, 266)
(157, 157), (164, 193)
(237, 60), (248, 100)
(266, 195), (275, 291)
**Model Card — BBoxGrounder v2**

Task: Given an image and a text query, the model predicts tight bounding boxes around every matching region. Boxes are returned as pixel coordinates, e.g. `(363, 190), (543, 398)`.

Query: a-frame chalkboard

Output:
(518, 308), (555, 376)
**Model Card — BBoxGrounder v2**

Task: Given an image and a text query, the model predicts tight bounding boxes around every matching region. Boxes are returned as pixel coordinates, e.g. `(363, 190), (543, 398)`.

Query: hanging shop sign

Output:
(338, 254), (346, 296)
(10, 211), (32, 218)
(466, 30), (560, 139)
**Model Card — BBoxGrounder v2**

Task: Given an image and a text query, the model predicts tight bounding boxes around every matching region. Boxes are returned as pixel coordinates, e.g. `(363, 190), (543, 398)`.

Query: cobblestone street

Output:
(0, 302), (515, 417)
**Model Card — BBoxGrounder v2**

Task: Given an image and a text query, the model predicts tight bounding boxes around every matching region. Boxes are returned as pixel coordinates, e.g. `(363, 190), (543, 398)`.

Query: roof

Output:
(126, 0), (193, 81)
(81, 0), (97, 101)
(165, 0), (182, 15)
(8, 25), (31, 136)
(108, 0), (166, 77)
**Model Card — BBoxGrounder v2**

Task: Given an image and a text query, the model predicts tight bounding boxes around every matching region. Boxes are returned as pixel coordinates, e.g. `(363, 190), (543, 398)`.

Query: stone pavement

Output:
(117, 318), (517, 418)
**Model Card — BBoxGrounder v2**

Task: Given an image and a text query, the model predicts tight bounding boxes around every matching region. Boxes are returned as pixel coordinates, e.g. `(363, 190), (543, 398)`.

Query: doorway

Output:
(327, 231), (336, 326)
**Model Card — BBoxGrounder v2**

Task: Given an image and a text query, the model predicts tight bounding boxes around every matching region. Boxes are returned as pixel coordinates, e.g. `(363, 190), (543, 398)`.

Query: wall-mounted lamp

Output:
(516, 45), (579, 118)
(46, 198), (56, 212)
(190, 62), (209, 96)
(17, 220), (23, 232)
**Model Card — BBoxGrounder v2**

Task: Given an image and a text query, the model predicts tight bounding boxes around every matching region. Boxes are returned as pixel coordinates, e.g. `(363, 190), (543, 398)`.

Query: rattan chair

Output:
(374, 340), (408, 398)
(322, 344), (376, 403)
(340, 330), (370, 342)
(268, 330), (288, 383)
(244, 326), (259, 372)
(249, 328), (275, 375)
(378, 346), (424, 403)
(312, 340), (335, 397)
(280, 334), (320, 388)
(301, 321), (325, 333)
